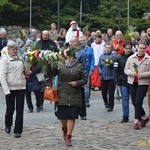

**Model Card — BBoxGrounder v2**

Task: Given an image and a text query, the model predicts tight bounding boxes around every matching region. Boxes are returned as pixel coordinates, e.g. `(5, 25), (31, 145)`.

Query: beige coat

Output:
(124, 52), (150, 85)
(0, 53), (28, 95)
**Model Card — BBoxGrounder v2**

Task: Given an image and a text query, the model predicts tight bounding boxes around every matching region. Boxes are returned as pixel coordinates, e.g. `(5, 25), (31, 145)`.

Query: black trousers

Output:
(26, 90), (41, 109)
(130, 83), (148, 120)
(5, 90), (25, 134)
(101, 80), (115, 109)
(40, 91), (44, 106)
(80, 87), (86, 117)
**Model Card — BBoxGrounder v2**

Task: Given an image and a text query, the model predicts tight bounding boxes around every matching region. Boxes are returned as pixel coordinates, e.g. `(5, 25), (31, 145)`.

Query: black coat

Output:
(37, 39), (59, 52)
(114, 52), (134, 86)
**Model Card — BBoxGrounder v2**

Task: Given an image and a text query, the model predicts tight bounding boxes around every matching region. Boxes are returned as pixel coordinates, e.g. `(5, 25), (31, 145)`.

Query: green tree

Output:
(0, 0), (150, 32)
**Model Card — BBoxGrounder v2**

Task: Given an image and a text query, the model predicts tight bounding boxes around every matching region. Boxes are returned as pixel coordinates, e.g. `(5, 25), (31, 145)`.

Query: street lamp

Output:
(80, 0), (82, 28)
(57, 0), (60, 31)
(29, 0), (32, 28)
(118, 0), (121, 30)
(30, 0), (32, 28)
(127, 0), (130, 27)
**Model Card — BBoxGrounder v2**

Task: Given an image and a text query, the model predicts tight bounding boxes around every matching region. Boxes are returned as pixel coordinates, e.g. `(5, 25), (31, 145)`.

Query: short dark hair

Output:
(105, 42), (113, 49)
(96, 33), (102, 38)
(123, 41), (132, 48)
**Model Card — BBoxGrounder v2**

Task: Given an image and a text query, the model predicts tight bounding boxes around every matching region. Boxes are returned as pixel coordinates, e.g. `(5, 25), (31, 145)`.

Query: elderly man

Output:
(88, 31), (96, 47)
(65, 21), (83, 45)
(37, 30), (58, 51)
(111, 30), (125, 55)
(37, 30), (59, 109)
(79, 36), (95, 107)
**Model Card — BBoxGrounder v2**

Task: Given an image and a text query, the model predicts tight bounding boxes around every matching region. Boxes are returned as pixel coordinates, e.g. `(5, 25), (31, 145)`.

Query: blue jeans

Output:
(84, 74), (90, 104)
(120, 86), (130, 118)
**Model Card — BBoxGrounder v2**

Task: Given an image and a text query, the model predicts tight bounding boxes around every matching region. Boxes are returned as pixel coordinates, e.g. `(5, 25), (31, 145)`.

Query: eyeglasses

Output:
(125, 48), (131, 49)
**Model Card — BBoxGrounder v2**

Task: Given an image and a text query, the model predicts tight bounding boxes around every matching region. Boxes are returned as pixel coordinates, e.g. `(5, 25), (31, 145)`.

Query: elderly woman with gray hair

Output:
(0, 28), (7, 55)
(0, 41), (30, 138)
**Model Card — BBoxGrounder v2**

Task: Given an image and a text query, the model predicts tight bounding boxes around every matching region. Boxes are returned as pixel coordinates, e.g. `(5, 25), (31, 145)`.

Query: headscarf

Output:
(65, 21), (82, 44)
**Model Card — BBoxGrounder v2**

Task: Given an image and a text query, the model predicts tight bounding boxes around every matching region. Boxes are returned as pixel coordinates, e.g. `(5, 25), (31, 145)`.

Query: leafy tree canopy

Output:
(0, 0), (150, 33)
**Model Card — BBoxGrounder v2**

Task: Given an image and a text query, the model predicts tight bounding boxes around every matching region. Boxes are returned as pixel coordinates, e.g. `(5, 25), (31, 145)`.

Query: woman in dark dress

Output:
(56, 53), (87, 146)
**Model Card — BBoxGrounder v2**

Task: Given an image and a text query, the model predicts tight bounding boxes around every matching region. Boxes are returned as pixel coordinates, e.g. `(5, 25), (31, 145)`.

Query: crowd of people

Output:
(0, 21), (150, 146)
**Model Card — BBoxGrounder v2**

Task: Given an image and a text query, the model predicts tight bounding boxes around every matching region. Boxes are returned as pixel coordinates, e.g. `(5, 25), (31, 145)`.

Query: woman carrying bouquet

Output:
(124, 40), (150, 130)
(56, 47), (87, 146)
(98, 42), (116, 111)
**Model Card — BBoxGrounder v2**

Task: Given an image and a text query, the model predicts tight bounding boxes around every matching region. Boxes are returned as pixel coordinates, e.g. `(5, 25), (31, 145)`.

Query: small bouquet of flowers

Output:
(102, 58), (114, 66)
(114, 87), (121, 102)
(132, 62), (138, 74)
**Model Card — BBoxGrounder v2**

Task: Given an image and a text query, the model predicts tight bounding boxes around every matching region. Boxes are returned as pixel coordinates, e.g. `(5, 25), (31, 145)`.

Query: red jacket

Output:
(111, 39), (125, 55)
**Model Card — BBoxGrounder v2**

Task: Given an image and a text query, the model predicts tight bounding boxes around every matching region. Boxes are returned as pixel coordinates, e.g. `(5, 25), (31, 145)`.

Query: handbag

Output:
(44, 86), (59, 102)
(36, 73), (46, 82)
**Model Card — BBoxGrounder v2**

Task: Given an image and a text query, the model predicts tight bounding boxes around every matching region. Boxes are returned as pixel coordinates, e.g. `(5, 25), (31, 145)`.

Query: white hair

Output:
(0, 28), (7, 35)
(7, 41), (19, 50)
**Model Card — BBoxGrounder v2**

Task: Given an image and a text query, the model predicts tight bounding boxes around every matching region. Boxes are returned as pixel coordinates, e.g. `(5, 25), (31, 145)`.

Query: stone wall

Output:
(1, 25), (25, 39)
(1, 25), (40, 39)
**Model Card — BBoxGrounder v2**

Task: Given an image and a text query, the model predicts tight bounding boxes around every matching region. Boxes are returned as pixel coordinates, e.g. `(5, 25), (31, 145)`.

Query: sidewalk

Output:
(0, 87), (150, 150)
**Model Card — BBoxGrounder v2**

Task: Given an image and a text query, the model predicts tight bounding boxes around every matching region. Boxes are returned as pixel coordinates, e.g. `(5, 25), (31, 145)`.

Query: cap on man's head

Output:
(70, 21), (77, 26)
(29, 33), (35, 38)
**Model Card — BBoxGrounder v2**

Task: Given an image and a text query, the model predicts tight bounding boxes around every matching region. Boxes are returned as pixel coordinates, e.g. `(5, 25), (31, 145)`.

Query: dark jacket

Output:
(114, 52), (134, 86)
(26, 66), (41, 91)
(98, 52), (116, 80)
(57, 61), (87, 107)
(0, 37), (7, 51)
(37, 39), (59, 52)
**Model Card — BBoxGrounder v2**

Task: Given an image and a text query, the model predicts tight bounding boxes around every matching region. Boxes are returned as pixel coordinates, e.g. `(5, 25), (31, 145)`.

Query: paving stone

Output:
(0, 87), (150, 149)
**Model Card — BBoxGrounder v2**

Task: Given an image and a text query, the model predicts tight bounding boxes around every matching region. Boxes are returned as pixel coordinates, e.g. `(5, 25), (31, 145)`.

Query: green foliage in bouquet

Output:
(66, 47), (77, 59)
(19, 30), (24, 40)
(132, 62), (138, 73)
(123, 26), (137, 41)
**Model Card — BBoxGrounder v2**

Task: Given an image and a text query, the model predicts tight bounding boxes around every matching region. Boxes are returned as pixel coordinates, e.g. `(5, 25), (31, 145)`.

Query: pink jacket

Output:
(124, 52), (150, 85)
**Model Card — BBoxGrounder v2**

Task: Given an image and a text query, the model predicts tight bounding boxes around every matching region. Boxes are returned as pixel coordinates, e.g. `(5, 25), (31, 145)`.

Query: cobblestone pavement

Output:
(0, 87), (150, 150)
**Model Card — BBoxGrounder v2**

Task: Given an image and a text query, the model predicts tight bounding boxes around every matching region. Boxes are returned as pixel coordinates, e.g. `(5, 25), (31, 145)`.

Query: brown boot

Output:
(65, 135), (72, 146)
(62, 127), (67, 141)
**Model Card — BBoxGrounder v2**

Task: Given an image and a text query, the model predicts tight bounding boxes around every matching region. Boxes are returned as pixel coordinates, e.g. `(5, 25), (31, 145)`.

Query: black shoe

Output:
(37, 107), (41, 113)
(28, 109), (33, 113)
(107, 108), (113, 112)
(5, 126), (11, 134)
(105, 103), (109, 108)
(14, 133), (21, 138)
(80, 116), (87, 120)
(91, 86), (95, 91)
(40, 105), (43, 110)
(121, 117), (129, 123)
(86, 103), (90, 107)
